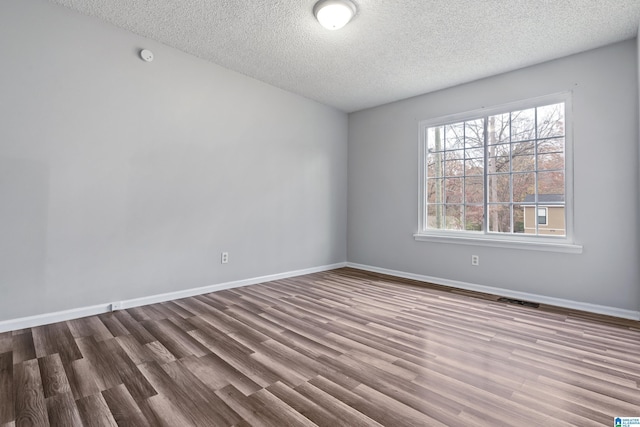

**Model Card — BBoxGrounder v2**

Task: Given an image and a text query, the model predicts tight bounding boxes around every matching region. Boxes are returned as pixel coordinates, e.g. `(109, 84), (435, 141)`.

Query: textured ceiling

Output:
(48, 0), (640, 112)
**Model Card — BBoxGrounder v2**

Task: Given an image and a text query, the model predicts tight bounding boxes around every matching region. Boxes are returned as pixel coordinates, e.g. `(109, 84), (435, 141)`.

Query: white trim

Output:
(413, 233), (583, 253)
(346, 262), (639, 321)
(0, 262), (348, 333)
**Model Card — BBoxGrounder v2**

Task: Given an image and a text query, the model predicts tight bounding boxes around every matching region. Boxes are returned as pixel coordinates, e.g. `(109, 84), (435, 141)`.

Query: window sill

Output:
(413, 233), (583, 254)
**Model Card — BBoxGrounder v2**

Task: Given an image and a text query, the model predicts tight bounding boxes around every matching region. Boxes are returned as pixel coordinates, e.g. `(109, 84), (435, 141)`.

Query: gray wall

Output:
(348, 39), (639, 311)
(0, 0), (348, 321)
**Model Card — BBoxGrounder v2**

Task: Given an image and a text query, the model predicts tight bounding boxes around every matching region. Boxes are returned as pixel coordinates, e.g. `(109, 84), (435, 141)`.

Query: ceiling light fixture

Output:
(313, 0), (357, 30)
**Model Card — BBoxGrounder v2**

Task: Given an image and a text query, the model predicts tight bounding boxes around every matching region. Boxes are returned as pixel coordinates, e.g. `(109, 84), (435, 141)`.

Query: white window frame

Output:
(414, 92), (582, 254)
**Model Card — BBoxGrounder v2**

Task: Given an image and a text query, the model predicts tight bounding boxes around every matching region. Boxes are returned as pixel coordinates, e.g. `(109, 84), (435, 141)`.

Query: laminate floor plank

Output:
(159, 301), (196, 319)
(186, 317), (254, 356)
(181, 353), (262, 395)
(126, 307), (153, 322)
(0, 352), (13, 424)
(137, 361), (223, 426)
(113, 311), (156, 345)
(63, 360), (99, 403)
(223, 305), (287, 336)
(410, 372), (524, 426)
(66, 317), (113, 342)
(13, 359), (49, 427)
(196, 337), (281, 389)
(45, 391), (82, 427)
(176, 297), (227, 317)
(138, 394), (195, 427)
(98, 339), (157, 402)
(97, 313), (130, 338)
(2, 268), (638, 426)
(294, 380), (386, 427)
(511, 381), (617, 426)
(75, 393), (118, 427)
(10, 333), (36, 365)
(160, 359), (243, 426)
(141, 303), (180, 321)
(114, 335), (154, 366)
(266, 381), (343, 427)
(74, 337), (122, 392)
(250, 388), (318, 426)
(37, 354), (71, 399)
(31, 323), (82, 364)
(141, 320), (210, 360)
(350, 382), (451, 427)
(101, 384), (150, 427)
(193, 294), (229, 312)
(0, 334), (12, 355)
(143, 341), (177, 365)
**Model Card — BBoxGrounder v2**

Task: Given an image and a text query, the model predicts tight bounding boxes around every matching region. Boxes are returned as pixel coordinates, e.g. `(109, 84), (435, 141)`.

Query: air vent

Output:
(497, 297), (540, 308)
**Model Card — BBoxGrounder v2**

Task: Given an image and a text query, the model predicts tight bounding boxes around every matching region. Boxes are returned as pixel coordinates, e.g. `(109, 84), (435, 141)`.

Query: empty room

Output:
(1, 0), (639, 426)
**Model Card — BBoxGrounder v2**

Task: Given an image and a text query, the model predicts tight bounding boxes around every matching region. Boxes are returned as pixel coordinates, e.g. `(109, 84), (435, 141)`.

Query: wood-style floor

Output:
(1, 268), (639, 426)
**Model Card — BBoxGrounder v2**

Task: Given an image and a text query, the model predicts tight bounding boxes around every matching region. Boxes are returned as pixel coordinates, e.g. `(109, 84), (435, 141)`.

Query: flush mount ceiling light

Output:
(313, 0), (357, 30)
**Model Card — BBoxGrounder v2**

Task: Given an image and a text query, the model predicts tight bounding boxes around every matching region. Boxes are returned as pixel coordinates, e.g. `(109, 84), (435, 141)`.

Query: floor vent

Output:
(497, 297), (540, 308)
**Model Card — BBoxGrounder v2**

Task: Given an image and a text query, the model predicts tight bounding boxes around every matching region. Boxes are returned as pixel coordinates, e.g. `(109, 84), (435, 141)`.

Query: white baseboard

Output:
(347, 262), (640, 321)
(0, 262), (348, 333)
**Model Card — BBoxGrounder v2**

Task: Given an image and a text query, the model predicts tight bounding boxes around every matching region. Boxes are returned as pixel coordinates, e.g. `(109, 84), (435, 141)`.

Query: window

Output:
(537, 207), (548, 225)
(416, 93), (579, 252)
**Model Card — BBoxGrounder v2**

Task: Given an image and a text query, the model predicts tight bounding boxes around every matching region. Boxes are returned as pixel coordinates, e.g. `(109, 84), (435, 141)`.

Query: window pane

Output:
(511, 108), (536, 141)
(537, 103), (564, 138)
(465, 177), (484, 203)
(538, 152), (564, 171)
(465, 158), (483, 176)
(488, 143), (509, 173)
(513, 204), (525, 233)
(427, 126), (445, 152)
(488, 113), (510, 144)
(444, 205), (464, 230)
(488, 204), (511, 233)
(427, 178), (443, 203)
(488, 143), (509, 155)
(465, 148), (483, 160)
(489, 156), (510, 173)
(512, 141), (534, 156)
(445, 178), (463, 203)
(465, 119), (484, 148)
(465, 205), (484, 231)
(523, 205), (536, 233)
(445, 149), (464, 161)
(512, 154), (535, 172)
(445, 123), (465, 150)
(488, 174), (510, 203)
(427, 204), (445, 229)
(444, 159), (464, 177)
(538, 171), (564, 195)
(538, 137), (564, 154)
(427, 153), (444, 177)
(513, 172), (535, 203)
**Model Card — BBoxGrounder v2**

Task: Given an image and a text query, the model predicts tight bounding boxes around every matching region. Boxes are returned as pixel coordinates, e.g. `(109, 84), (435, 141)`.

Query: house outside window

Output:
(522, 194), (566, 235)
(415, 93), (578, 251)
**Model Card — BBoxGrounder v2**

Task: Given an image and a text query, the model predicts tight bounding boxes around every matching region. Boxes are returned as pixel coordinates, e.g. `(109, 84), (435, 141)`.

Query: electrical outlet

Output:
(471, 255), (479, 266)
(110, 301), (123, 311)
(221, 252), (229, 264)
